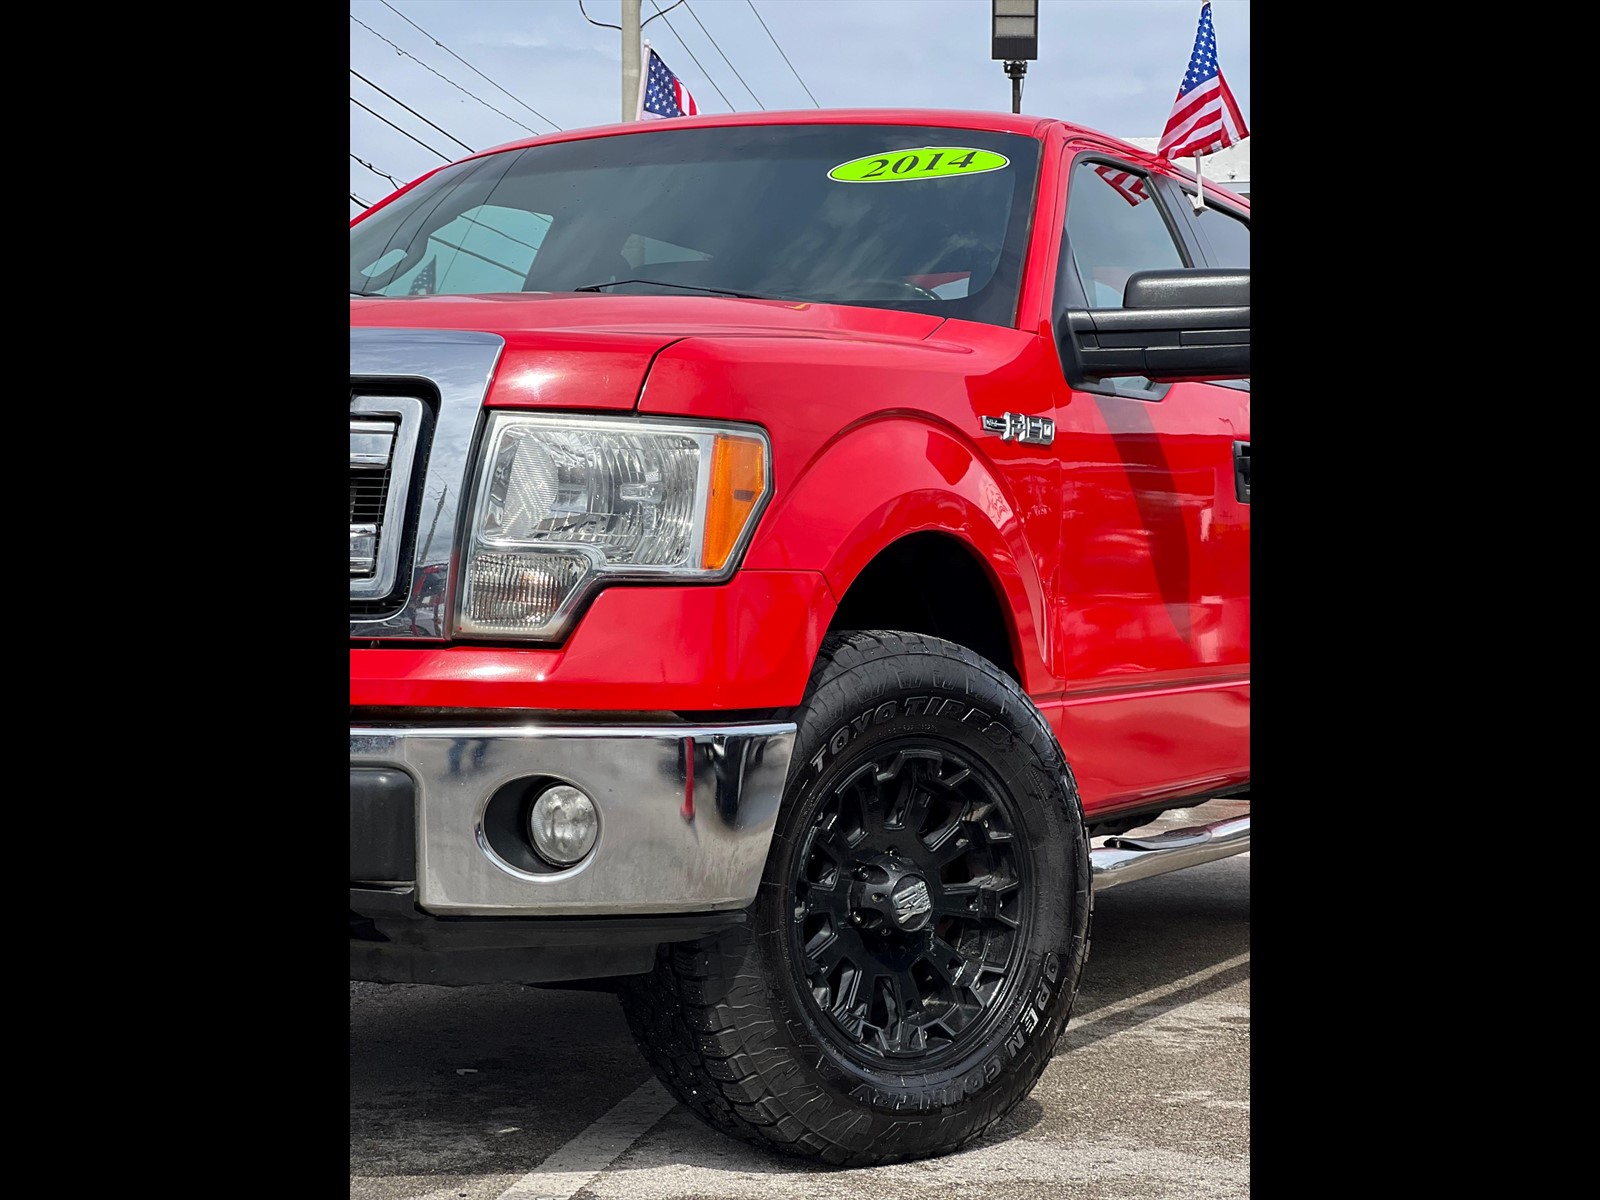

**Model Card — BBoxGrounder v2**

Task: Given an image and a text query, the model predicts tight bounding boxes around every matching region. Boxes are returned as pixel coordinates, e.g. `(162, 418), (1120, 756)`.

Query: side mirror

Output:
(1058, 268), (1249, 385)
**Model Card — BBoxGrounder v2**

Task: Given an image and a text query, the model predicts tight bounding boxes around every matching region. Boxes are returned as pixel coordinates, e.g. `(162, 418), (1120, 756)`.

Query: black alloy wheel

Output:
(619, 631), (1092, 1166)
(789, 743), (1029, 1067)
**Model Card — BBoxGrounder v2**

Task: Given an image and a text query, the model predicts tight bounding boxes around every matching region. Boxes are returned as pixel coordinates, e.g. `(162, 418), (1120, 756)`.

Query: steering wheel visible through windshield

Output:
(349, 124), (1041, 328)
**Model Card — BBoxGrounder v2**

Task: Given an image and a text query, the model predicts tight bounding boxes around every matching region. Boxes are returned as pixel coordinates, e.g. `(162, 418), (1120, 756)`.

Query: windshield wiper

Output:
(573, 279), (794, 301)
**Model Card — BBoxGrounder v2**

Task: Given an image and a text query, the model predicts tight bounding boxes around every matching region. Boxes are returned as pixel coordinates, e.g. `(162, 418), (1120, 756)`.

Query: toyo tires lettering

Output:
(807, 697), (1010, 775)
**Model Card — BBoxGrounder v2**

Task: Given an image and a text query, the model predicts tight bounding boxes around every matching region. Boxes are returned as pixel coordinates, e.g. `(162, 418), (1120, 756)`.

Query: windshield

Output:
(350, 124), (1041, 327)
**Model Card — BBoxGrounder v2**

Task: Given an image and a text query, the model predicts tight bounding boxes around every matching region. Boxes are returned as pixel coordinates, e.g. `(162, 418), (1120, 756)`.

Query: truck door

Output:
(1162, 179), (1250, 671)
(1045, 151), (1250, 809)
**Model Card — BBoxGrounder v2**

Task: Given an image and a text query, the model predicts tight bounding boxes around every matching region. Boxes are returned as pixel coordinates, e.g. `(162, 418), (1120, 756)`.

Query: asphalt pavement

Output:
(351, 804), (1250, 1199)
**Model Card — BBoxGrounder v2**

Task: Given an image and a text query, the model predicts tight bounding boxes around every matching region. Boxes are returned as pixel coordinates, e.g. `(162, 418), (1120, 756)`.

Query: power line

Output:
(648, 0), (735, 110)
(578, 0), (684, 29)
(351, 12), (543, 136)
(577, 1), (620, 30)
(350, 96), (451, 162)
(350, 152), (401, 190)
(376, 0), (562, 131)
(351, 192), (372, 209)
(643, 0), (687, 26)
(683, 2), (763, 109)
(746, 0), (819, 107)
(351, 68), (475, 155)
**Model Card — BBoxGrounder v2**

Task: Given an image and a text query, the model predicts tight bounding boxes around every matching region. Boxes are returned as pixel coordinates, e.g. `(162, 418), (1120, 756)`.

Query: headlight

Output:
(457, 413), (770, 639)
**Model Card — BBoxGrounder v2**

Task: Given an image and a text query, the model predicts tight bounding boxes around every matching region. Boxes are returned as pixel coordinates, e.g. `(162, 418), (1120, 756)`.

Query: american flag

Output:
(638, 47), (698, 120)
(1094, 165), (1150, 207)
(408, 256), (436, 295)
(1157, 3), (1248, 161)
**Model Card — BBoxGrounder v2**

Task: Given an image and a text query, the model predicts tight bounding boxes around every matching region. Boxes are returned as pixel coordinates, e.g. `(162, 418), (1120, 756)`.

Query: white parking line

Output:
(1067, 950), (1251, 1038)
(495, 1077), (677, 1200)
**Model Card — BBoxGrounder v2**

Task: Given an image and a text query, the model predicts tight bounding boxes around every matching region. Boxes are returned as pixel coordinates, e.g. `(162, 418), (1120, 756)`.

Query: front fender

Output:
(745, 416), (1054, 695)
(639, 331), (1059, 698)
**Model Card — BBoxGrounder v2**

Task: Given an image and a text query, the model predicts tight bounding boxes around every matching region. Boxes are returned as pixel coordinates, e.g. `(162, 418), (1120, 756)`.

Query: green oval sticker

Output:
(828, 147), (1010, 183)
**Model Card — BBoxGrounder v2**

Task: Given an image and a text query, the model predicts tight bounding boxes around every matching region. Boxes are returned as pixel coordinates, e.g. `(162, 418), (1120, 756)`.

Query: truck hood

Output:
(349, 292), (947, 411)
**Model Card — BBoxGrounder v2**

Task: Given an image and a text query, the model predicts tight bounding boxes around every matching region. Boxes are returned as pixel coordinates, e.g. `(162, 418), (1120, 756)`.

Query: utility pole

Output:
(622, 0), (641, 121)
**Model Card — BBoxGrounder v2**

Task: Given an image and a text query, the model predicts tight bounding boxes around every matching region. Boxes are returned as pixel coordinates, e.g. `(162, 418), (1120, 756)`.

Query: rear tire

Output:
(619, 631), (1092, 1165)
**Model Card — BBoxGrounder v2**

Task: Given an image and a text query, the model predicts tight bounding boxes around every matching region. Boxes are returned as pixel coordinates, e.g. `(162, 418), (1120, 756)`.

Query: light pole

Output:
(991, 0), (1038, 116)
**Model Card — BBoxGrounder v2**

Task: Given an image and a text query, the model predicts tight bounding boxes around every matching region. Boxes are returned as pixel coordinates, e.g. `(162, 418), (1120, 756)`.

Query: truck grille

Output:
(350, 328), (503, 639)
(349, 419), (397, 579)
(350, 393), (429, 617)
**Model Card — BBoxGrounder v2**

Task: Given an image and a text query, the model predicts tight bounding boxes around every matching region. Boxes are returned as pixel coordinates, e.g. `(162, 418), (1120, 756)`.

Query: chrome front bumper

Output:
(350, 719), (797, 916)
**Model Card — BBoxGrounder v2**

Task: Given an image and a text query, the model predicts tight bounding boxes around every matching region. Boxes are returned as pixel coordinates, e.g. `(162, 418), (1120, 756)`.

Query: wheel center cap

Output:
(849, 853), (934, 933)
(889, 875), (932, 931)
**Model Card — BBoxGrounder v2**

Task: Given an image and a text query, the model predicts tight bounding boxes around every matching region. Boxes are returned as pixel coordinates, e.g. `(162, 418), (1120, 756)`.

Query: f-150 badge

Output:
(982, 413), (1055, 446)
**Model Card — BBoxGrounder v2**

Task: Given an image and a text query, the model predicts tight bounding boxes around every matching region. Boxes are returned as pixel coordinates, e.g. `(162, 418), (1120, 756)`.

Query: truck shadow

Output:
(1065, 851), (1251, 1042)
(349, 856), (1248, 1188)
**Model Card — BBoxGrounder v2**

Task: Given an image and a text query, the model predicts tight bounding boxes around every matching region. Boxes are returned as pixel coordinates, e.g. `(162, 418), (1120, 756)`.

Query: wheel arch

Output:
(745, 415), (1054, 696)
(827, 532), (1023, 686)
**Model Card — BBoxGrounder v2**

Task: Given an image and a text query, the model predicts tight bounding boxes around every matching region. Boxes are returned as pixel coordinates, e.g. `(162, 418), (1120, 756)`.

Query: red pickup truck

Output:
(350, 108), (1249, 1167)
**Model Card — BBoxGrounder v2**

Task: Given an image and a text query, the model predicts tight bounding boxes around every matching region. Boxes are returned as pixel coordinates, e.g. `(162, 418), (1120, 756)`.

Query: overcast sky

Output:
(350, 0), (1249, 213)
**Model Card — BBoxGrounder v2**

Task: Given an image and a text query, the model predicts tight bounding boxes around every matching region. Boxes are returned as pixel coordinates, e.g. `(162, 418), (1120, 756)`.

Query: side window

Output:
(1061, 160), (1188, 396)
(1192, 204), (1249, 268)
(1189, 203), (1248, 390)
(1065, 162), (1186, 309)
(381, 204), (551, 295)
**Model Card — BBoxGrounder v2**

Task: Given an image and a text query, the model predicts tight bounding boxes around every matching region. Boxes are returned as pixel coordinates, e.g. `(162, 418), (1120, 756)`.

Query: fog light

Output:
(528, 784), (599, 866)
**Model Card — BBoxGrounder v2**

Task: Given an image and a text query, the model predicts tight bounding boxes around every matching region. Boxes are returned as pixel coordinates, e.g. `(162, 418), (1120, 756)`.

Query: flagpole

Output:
(1191, 152), (1206, 212)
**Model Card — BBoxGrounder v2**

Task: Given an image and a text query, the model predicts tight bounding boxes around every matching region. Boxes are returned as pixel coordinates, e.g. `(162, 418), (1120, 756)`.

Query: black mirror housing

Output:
(1059, 268), (1249, 385)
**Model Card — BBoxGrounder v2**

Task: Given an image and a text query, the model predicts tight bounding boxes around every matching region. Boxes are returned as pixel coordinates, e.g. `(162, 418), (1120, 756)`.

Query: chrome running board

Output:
(1090, 814), (1250, 890)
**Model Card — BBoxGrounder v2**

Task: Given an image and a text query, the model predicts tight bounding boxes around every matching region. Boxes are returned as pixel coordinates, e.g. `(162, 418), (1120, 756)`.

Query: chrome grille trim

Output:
(349, 420), (397, 467)
(349, 524), (379, 575)
(349, 328), (506, 639)
(349, 395), (425, 602)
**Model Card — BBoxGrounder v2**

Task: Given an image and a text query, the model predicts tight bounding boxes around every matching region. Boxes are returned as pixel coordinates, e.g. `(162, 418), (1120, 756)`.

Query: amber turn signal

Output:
(702, 434), (767, 570)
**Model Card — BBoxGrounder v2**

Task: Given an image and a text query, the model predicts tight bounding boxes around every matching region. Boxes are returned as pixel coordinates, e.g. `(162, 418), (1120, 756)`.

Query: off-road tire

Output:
(618, 631), (1092, 1165)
